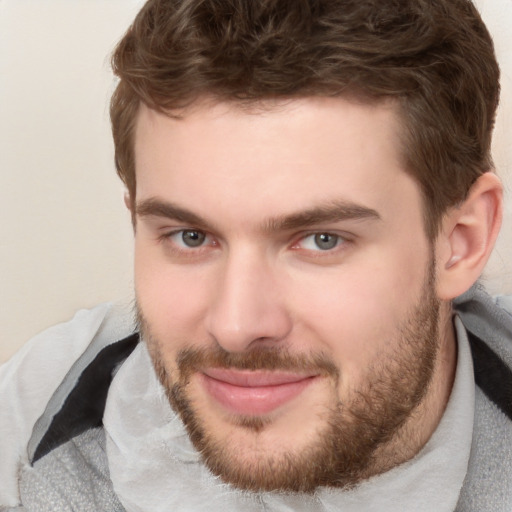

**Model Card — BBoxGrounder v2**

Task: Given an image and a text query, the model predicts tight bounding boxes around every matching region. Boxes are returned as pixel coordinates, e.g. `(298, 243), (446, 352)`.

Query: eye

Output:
(165, 229), (212, 249)
(297, 232), (345, 251)
(180, 229), (206, 247)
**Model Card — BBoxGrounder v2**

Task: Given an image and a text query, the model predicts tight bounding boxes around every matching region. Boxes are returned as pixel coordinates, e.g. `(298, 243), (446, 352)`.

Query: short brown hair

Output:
(110, 0), (500, 238)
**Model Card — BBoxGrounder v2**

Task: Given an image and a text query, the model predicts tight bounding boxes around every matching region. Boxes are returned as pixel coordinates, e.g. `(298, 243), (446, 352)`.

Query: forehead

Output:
(133, 97), (421, 227)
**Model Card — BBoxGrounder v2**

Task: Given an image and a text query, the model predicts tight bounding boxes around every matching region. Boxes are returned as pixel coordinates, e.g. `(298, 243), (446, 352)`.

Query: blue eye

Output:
(300, 233), (343, 251)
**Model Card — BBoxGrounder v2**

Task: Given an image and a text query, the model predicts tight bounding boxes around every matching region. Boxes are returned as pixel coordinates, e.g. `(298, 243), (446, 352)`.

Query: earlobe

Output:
(124, 192), (137, 229)
(436, 172), (503, 300)
(124, 192), (132, 210)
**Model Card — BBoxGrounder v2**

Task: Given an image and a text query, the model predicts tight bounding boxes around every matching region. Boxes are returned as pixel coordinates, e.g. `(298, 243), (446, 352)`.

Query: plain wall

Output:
(1, 0), (511, 363)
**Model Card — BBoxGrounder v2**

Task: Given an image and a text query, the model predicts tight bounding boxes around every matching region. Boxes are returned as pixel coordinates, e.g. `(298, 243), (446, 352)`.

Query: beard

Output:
(139, 263), (441, 493)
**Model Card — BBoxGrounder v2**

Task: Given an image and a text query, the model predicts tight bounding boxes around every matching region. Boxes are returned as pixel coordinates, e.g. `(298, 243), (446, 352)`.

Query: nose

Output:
(206, 249), (292, 353)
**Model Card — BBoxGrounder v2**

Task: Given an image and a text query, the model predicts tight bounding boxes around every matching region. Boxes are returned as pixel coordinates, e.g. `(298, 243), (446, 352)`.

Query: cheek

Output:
(134, 244), (212, 348)
(288, 246), (429, 370)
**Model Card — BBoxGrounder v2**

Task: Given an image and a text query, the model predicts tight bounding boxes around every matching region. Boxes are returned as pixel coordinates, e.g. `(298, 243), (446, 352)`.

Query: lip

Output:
(200, 368), (317, 416)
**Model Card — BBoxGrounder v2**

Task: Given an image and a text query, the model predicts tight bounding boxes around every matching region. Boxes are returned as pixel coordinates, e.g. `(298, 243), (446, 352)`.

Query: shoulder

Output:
(496, 294), (512, 316)
(454, 283), (512, 418)
(454, 283), (512, 359)
(19, 427), (126, 512)
(453, 286), (512, 509)
(0, 302), (136, 508)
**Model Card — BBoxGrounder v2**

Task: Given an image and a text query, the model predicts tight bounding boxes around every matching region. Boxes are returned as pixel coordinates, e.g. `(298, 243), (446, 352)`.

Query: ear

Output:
(124, 192), (137, 229)
(124, 192), (132, 210)
(436, 172), (503, 300)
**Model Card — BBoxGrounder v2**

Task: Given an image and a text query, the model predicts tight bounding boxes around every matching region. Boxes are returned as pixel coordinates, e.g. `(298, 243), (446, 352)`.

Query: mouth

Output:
(200, 368), (318, 416)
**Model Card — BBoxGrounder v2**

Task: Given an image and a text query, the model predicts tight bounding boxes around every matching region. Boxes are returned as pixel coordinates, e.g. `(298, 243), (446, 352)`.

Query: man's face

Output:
(133, 97), (443, 492)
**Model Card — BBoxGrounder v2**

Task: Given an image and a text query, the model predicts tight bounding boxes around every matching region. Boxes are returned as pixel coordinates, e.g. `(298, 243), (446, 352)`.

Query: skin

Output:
(132, 97), (458, 491)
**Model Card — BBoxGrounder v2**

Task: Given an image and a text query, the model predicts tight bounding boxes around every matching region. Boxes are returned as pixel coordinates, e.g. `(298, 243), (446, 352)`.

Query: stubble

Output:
(140, 264), (440, 492)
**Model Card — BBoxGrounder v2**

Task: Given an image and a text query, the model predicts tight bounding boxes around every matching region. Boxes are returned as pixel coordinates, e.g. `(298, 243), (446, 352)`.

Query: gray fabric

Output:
(27, 315), (134, 463)
(19, 428), (125, 512)
(453, 284), (512, 511)
(456, 387), (512, 511)
(454, 283), (512, 369)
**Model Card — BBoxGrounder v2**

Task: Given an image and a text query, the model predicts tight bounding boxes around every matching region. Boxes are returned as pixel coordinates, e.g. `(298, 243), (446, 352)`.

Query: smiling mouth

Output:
(200, 368), (318, 416)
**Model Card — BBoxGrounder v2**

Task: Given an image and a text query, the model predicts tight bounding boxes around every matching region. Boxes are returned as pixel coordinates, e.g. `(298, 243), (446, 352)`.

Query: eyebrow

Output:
(263, 201), (381, 232)
(136, 198), (212, 229)
(136, 197), (381, 233)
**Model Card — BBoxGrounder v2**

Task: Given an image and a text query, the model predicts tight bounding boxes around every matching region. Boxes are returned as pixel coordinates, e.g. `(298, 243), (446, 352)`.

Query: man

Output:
(1, 0), (511, 510)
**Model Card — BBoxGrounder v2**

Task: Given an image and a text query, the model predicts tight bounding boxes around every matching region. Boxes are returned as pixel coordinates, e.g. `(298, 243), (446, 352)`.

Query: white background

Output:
(0, 0), (511, 362)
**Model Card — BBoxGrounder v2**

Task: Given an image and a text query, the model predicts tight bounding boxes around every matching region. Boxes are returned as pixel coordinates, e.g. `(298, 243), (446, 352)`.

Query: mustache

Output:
(136, 306), (339, 382)
(174, 345), (340, 382)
